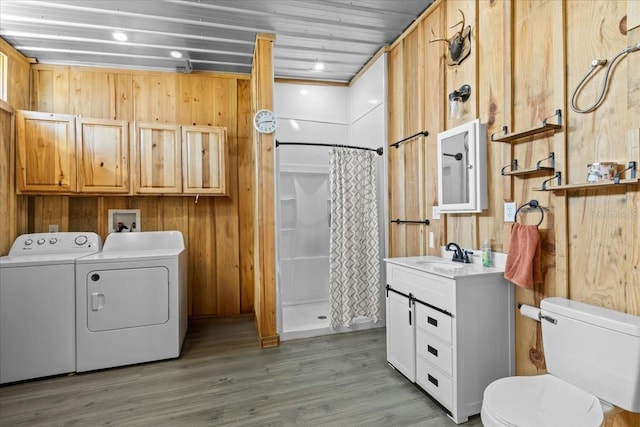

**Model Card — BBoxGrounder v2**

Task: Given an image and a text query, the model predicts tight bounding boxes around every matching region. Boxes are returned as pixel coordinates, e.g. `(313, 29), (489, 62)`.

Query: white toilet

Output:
(481, 297), (640, 427)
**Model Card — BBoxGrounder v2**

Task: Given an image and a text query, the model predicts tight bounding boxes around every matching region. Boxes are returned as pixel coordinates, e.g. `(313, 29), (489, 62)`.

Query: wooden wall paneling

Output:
(0, 105), (15, 255)
(68, 198), (99, 233)
(566, 0), (632, 316)
(176, 74), (197, 125)
(478, 0), (512, 254)
(252, 34), (278, 347)
(387, 43), (407, 257)
(442, 0), (479, 250)
(422, 5), (445, 255)
(31, 66), (70, 113)
(237, 79), (255, 314)
(68, 70), (133, 121)
(132, 73), (179, 123)
(209, 77), (240, 315)
(402, 26), (426, 255)
(115, 74), (134, 121)
(30, 196), (69, 232)
(187, 197), (216, 316)
(128, 197), (159, 235)
(179, 75), (241, 314)
(160, 197), (190, 233)
(511, 0), (566, 377)
(70, 71), (116, 118)
(0, 40), (31, 251)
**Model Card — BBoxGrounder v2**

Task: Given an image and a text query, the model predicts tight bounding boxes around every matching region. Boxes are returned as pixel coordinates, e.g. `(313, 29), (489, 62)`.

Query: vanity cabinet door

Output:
(77, 118), (129, 193)
(133, 122), (182, 194)
(181, 125), (227, 195)
(386, 288), (415, 382)
(16, 110), (77, 193)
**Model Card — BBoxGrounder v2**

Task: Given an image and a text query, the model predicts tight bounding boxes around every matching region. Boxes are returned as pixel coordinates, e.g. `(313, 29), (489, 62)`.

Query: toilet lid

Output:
(483, 374), (604, 427)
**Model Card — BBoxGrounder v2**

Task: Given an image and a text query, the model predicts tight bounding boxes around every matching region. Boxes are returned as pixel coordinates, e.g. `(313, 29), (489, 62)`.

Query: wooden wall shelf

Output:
(535, 178), (639, 192)
(492, 109), (562, 143)
(501, 152), (555, 177)
(503, 166), (555, 177)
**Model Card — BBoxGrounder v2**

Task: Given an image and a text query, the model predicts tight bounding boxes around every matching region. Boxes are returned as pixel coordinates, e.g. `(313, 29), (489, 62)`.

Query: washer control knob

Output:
(91, 274), (100, 281)
(75, 235), (88, 246)
(49, 238), (58, 244)
(37, 238), (46, 245)
(24, 239), (33, 246)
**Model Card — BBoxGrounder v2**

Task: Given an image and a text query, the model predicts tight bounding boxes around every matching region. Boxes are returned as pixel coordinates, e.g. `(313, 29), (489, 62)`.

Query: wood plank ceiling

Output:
(0, 0), (434, 82)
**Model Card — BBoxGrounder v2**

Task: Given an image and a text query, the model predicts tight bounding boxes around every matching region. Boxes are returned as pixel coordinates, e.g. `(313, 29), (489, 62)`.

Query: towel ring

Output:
(515, 199), (544, 227)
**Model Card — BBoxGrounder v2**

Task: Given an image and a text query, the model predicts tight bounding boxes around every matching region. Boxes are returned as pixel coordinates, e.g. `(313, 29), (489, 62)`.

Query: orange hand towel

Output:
(504, 223), (542, 289)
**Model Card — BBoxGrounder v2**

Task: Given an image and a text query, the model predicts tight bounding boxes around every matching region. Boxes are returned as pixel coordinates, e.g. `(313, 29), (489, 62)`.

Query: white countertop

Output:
(384, 255), (506, 279)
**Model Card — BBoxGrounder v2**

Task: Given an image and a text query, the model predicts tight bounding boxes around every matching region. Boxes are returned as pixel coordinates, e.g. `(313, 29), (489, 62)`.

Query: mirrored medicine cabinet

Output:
(436, 118), (488, 213)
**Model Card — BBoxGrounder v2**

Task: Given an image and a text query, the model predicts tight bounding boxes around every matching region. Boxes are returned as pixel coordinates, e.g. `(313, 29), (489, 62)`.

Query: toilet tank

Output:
(540, 297), (640, 413)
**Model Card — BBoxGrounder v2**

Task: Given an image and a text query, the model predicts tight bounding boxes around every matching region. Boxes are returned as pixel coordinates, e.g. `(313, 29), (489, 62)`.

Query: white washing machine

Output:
(74, 231), (187, 372)
(0, 232), (103, 384)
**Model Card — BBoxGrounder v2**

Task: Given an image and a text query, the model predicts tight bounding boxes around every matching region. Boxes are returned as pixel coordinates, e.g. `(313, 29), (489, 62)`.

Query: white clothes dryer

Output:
(0, 232), (102, 384)
(74, 231), (187, 372)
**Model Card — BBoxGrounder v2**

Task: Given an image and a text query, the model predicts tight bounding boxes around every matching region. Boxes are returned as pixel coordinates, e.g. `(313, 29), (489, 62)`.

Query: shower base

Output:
(280, 300), (383, 341)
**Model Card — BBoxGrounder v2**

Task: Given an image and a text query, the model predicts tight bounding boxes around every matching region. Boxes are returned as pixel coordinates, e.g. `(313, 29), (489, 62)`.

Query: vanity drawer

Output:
(416, 328), (453, 376)
(386, 264), (455, 314)
(416, 357), (453, 411)
(415, 302), (452, 345)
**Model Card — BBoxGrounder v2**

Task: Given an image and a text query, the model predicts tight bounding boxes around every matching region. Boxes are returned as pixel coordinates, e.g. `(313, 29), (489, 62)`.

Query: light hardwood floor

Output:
(0, 316), (483, 426)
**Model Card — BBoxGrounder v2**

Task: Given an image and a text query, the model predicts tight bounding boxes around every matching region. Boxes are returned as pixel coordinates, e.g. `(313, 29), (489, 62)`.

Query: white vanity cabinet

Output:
(385, 257), (514, 424)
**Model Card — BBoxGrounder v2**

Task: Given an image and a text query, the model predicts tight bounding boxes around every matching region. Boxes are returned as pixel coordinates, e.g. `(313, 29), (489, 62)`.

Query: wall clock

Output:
(253, 109), (277, 134)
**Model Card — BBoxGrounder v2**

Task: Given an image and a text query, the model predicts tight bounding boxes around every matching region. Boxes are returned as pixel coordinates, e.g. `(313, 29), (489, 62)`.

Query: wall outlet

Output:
(48, 224), (59, 233)
(504, 202), (516, 222)
(432, 206), (441, 220)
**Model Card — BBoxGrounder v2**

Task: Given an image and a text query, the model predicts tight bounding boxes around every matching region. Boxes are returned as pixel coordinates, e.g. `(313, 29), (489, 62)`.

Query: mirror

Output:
(436, 119), (487, 213)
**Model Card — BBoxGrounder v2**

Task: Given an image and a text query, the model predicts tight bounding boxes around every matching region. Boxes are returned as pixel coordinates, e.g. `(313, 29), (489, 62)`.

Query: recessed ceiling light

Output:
(300, 89), (309, 95)
(313, 62), (324, 71)
(170, 51), (183, 59)
(112, 31), (128, 42)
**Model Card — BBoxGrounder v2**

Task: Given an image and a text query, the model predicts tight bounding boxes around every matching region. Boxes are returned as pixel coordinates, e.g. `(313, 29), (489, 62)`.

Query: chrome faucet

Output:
(446, 242), (472, 263)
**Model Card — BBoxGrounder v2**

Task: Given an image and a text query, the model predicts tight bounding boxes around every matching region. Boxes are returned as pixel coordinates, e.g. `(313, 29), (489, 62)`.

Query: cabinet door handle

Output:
(428, 374), (439, 387)
(427, 316), (438, 327)
(409, 311), (412, 326)
(427, 345), (438, 357)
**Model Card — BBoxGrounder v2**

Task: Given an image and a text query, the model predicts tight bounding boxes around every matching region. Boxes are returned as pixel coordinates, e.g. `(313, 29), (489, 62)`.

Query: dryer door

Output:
(85, 266), (169, 331)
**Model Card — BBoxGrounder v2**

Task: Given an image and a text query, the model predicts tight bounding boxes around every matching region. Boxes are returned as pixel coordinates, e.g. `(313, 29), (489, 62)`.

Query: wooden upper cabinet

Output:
(16, 110), (77, 193)
(77, 118), (129, 193)
(181, 125), (228, 195)
(133, 122), (182, 194)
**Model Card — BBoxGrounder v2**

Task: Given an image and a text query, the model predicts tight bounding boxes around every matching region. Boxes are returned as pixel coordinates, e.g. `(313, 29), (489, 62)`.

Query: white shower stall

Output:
(275, 55), (388, 341)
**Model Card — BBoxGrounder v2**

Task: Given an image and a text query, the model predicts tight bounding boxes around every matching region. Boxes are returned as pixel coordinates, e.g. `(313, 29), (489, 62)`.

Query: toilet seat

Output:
(481, 374), (604, 427)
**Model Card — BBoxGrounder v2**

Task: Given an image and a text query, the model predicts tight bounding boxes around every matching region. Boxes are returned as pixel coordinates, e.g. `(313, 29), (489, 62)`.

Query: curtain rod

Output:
(275, 140), (384, 156)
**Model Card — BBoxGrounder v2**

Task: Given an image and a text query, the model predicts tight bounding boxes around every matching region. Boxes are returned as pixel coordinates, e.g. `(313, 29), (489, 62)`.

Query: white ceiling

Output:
(0, 0), (434, 83)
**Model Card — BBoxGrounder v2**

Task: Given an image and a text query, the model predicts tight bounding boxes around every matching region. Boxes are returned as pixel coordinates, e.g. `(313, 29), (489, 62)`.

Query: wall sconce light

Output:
(448, 84), (471, 120)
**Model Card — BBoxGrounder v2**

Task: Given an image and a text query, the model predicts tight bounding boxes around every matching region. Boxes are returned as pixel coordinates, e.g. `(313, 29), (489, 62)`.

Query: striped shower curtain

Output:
(329, 147), (380, 328)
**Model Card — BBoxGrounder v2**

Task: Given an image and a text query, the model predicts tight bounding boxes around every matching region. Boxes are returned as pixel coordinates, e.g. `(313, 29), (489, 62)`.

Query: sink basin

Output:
(415, 261), (464, 269)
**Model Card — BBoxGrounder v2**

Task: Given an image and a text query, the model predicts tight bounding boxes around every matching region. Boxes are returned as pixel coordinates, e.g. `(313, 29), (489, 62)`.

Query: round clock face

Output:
(253, 109), (277, 134)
